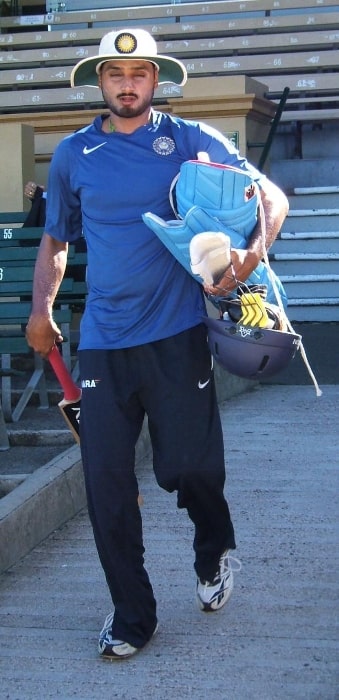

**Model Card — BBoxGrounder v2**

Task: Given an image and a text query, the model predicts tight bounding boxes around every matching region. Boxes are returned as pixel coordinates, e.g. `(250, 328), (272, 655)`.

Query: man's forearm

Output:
(26, 233), (69, 355)
(31, 233), (68, 315)
(233, 179), (289, 280)
(247, 180), (289, 260)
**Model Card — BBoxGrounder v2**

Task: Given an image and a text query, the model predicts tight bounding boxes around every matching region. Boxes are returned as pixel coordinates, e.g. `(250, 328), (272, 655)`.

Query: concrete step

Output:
(301, 124), (339, 160)
(288, 209), (339, 215)
(269, 158), (339, 190)
(286, 302), (339, 322)
(271, 236), (339, 254)
(271, 253), (339, 261)
(293, 186), (339, 195)
(288, 186), (339, 210)
(279, 231), (339, 239)
(269, 159), (339, 324)
(281, 212), (339, 233)
(270, 259), (339, 275)
(281, 277), (339, 298)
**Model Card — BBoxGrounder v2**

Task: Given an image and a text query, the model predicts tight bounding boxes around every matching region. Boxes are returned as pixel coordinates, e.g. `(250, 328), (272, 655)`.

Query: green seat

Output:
(0, 300), (73, 422)
(0, 215), (86, 433)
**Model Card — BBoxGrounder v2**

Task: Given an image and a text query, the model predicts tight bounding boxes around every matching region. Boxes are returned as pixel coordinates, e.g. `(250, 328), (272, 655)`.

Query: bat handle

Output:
(48, 345), (81, 402)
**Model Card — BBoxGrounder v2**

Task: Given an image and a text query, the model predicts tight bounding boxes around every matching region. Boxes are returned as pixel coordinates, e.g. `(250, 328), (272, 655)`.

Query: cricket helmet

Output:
(204, 316), (302, 379)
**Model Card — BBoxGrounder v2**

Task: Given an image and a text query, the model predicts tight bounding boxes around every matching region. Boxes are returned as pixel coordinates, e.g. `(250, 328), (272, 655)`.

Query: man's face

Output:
(98, 59), (159, 119)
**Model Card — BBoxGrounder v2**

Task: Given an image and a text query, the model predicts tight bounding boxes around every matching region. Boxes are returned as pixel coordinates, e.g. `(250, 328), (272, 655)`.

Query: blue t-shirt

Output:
(45, 110), (264, 350)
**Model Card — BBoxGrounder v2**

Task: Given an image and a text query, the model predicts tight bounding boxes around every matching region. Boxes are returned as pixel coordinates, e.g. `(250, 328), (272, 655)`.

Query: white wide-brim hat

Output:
(70, 28), (187, 87)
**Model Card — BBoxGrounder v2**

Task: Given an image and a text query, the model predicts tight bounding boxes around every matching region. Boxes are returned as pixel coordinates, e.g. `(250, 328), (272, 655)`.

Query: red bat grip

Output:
(48, 345), (81, 402)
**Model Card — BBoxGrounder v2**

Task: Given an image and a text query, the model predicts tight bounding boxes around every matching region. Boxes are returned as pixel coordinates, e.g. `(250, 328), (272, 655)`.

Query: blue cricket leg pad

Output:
(142, 206), (288, 308)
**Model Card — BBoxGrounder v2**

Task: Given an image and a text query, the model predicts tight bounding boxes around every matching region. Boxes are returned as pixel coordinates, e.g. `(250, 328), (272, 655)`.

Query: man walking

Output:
(26, 28), (288, 659)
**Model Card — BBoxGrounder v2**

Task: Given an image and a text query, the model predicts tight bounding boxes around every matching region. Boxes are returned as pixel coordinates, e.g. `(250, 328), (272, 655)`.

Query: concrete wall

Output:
(0, 123), (35, 213)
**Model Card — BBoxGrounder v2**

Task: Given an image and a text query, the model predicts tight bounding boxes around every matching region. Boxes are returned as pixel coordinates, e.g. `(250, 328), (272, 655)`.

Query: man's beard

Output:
(102, 88), (155, 119)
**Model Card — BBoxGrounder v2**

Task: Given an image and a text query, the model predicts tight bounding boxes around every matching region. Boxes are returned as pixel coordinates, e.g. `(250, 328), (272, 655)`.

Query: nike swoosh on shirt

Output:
(83, 142), (107, 155)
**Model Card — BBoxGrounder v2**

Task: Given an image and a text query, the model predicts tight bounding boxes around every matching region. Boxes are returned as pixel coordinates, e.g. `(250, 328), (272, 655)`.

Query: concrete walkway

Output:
(0, 384), (338, 699)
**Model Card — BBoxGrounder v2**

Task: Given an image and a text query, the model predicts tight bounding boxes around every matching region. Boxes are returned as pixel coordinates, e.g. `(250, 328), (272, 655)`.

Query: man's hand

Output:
(203, 247), (259, 296)
(26, 313), (63, 357)
(24, 181), (44, 201)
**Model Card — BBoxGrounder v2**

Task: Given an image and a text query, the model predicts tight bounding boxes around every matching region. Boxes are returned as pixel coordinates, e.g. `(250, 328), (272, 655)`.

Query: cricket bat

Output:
(48, 345), (81, 443)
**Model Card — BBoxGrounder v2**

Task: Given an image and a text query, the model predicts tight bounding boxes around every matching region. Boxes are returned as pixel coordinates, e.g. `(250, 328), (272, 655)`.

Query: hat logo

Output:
(114, 32), (137, 55)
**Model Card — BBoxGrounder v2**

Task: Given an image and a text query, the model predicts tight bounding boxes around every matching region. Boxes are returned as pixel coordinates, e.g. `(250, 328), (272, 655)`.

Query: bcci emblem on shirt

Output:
(152, 137), (176, 156)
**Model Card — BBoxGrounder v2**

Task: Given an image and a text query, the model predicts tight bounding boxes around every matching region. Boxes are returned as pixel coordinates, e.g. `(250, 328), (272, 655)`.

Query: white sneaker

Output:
(196, 551), (241, 612)
(98, 612), (158, 659)
(190, 232), (232, 286)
